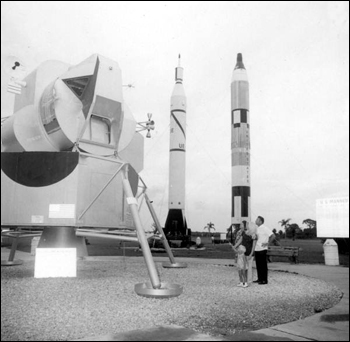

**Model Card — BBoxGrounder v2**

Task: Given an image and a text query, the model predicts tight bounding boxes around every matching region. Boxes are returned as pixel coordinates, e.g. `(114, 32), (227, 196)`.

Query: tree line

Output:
(277, 218), (316, 240)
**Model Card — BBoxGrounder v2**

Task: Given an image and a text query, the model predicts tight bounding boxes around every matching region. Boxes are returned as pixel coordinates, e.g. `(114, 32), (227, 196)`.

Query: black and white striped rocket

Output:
(231, 53), (251, 225)
(164, 55), (187, 236)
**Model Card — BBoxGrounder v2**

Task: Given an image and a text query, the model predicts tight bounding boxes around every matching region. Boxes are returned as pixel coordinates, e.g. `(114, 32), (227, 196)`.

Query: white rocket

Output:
(231, 53), (251, 225)
(164, 55), (187, 236)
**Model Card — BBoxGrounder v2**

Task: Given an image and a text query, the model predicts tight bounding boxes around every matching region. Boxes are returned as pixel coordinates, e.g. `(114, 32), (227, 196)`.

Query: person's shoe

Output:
(253, 280), (260, 283)
(243, 283), (248, 288)
(237, 282), (244, 287)
(258, 281), (268, 285)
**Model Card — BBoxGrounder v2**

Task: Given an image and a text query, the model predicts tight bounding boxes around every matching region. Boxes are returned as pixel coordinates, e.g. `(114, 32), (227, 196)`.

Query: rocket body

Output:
(164, 56), (187, 236)
(231, 53), (251, 225)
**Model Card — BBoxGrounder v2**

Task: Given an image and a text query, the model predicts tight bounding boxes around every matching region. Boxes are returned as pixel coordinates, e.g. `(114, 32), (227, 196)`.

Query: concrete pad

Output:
(72, 325), (224, 341)
(235, 329), (311, 341)
(72, 325), (300, 341)
(270, 318), (349, 341)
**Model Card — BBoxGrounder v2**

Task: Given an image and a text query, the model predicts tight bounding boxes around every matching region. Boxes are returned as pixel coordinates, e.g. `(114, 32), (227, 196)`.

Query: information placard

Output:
(34, 248), (77, 278)
(316, 197), (349, 238)
(49, 204), (75, 219)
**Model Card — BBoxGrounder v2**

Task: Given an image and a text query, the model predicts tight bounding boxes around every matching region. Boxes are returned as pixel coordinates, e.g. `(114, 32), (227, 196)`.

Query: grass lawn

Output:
(275, 238), (349, 265)
(171, 237), (349, 266)
(12, 235), (349, 267)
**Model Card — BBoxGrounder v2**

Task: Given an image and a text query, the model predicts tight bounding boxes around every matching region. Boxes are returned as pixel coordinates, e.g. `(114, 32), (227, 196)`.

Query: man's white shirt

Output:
(255, 224), (273, 251)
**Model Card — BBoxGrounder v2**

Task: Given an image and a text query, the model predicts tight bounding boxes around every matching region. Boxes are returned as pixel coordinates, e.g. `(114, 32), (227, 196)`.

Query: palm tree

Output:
(204, 222), (216, 237)
(278, 218), (291, 239)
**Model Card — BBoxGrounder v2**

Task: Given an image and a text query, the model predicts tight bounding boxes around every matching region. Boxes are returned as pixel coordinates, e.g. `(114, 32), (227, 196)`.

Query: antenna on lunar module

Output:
(3, 56), (27, 94)
(137, 113), (155, 138)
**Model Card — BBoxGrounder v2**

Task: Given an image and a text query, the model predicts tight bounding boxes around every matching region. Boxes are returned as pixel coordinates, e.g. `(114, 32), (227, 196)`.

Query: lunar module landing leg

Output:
(143, 192), (187, 269)
(120, 166), (184, 297)
(75, 163), (185, 298)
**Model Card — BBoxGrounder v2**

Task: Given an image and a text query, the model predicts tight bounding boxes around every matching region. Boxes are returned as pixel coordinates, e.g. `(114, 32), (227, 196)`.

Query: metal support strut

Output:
(121, 165), (183, 298)
(1, 230), (42, 266)
(1, 233), (23, 266)
(144, 193), (187, 269)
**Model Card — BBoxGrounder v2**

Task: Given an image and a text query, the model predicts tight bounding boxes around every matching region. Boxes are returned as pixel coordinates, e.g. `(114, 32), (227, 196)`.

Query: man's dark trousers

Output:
(255, 250), (268, 283)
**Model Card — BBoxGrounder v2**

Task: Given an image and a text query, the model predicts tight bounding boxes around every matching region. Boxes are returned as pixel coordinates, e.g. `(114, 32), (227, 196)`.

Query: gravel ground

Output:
(1, 259), (343, 341)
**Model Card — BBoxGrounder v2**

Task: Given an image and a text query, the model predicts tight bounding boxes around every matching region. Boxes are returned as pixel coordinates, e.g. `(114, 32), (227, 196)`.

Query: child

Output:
(236, 245), (248, 287)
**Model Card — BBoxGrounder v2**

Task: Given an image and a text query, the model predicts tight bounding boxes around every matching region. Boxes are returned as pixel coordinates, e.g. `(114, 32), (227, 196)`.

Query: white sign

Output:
(31, 215), (44, 224)
(34, 248), (77, 278)
(49, 204), (75, 219)
(316, 197), (349, 238)
(220, 233), (227, 240)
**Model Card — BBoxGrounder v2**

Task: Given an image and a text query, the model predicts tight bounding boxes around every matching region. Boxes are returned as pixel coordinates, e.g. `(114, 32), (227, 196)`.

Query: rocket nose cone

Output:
(234, 53), (245, 70)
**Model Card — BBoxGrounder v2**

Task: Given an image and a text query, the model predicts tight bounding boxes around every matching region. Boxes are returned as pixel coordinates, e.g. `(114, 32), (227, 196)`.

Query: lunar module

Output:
(1, 54), (186, 297)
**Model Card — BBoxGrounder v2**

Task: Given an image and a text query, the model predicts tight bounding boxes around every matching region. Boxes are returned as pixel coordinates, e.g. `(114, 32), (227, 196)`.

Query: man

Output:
(253, 216), (276, 285)
(267, 228), (280, 262)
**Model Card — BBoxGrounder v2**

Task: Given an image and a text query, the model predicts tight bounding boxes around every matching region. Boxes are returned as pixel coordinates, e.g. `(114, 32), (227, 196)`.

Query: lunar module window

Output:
(40, 82), (60, 135)
(63, 77), (90, 98)
(83, 115), (111, 145)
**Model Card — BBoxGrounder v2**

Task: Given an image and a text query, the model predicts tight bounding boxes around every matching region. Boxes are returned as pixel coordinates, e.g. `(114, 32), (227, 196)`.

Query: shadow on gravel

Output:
(1, 265), (35, 278)
(320, 314), (349, 322)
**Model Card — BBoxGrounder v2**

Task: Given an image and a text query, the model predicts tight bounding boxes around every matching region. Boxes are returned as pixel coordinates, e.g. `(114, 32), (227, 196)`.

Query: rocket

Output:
(164, 55), (187, 237)
(231, 53), (251, 225)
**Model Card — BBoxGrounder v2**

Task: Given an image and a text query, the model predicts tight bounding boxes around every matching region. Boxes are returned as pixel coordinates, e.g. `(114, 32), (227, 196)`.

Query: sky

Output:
(1, 1), (349, 233)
